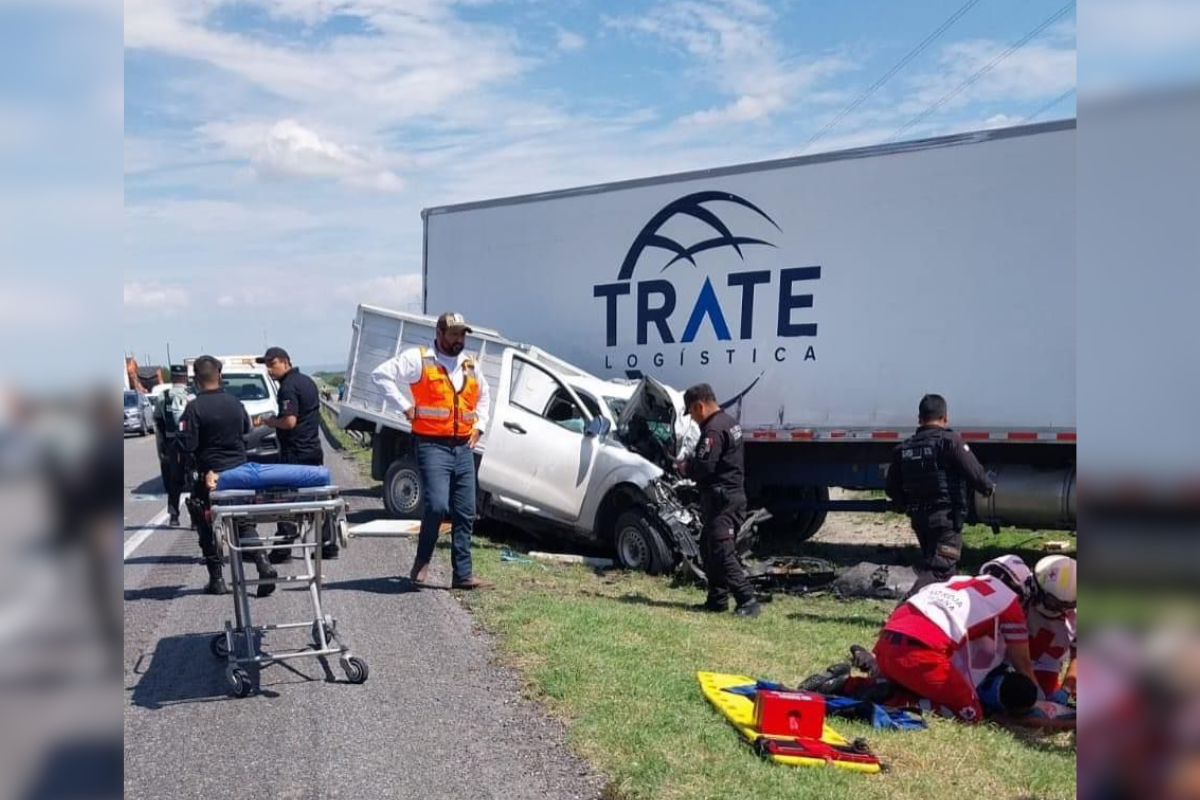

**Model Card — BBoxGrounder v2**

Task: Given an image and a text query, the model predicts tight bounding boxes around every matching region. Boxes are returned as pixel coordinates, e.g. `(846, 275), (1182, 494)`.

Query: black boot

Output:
(204, 563), (228, 595)
(253, 553), (277, 598)
(799, 662), (852, 695)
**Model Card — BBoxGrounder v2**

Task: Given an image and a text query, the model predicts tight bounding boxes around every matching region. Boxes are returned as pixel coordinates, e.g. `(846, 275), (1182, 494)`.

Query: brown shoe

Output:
(410, 560), (430, 585)
(451, 576), (492, 591)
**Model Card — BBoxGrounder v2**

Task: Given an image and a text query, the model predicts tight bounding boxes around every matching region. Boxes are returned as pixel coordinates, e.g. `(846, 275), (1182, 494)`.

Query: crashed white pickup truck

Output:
(337, 305), (709, 573)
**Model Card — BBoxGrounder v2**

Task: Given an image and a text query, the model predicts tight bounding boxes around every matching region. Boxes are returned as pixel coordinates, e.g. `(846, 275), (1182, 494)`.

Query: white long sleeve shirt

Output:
(371, 342), (491, 433)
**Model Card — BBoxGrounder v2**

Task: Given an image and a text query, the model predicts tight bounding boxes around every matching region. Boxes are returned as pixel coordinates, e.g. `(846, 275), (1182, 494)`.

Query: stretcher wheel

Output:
(311, 616), (337, 647)
(227, 667), (253, 698)
(210, 633), (230, 659)
(337, 518), (349, 549)
(341, 655), (369, 684)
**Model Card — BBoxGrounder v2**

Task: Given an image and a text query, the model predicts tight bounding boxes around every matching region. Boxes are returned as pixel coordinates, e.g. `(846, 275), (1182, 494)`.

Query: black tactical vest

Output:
(899, 431), (965, 513)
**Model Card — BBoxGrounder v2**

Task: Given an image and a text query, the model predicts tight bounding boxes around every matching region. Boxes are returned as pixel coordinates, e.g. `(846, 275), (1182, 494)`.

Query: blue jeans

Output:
(415, 438), (476, 580)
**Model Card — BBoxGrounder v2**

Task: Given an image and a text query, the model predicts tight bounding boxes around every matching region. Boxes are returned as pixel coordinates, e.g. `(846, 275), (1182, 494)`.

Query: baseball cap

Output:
(436, 312), (473, 333)
(255, 346), (291, 364)
(169, 364), (188, 380)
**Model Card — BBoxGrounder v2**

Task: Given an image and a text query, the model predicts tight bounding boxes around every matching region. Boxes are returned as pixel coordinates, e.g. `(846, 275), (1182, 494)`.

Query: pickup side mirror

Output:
(585, 417), (611, 439)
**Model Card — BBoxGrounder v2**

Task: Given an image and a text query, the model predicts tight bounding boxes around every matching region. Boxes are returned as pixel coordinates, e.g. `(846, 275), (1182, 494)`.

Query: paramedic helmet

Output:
(1034, 555), (1077, 618)
(979, 554), (1035, 602)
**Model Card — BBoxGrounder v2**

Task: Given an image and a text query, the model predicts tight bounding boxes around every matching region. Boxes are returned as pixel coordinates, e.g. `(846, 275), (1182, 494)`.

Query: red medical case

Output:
(754, 690), (826, 738)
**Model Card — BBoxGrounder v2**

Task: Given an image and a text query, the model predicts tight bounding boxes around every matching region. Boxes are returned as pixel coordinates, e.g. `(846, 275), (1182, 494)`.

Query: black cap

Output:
(169, 364), (187, 380)
(256, 346), (291, 364)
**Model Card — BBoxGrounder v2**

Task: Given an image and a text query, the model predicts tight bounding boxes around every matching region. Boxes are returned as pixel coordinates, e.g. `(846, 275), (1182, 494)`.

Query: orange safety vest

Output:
(410, 347), (481, 439)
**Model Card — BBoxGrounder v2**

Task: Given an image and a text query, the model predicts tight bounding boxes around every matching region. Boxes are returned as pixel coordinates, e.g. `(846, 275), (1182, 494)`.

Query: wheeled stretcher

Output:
(209, 484), (367, 697)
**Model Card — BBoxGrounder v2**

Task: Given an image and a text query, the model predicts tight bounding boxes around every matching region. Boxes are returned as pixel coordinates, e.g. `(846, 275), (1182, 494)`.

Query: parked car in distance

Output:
(123, 390), (155, 437)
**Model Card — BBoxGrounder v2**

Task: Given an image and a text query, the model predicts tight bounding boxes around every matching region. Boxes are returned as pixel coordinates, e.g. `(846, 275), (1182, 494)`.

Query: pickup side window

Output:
(509, 360), (587, 435)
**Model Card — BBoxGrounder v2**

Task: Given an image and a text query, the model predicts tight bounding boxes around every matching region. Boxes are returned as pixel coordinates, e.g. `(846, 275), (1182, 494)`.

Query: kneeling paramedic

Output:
(371, 312), (492, 590)
(869, 555), (1038, 722)
(678, 383), (760, 618)
(177, 355), (277, 597)
(886, 393), (995, 598)
(1025, 555), (1077, 702)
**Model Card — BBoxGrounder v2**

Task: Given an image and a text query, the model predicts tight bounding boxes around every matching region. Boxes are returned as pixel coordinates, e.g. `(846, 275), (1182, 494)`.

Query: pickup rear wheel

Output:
(613, 509), (673, 575)
(383, 457), (423, 518)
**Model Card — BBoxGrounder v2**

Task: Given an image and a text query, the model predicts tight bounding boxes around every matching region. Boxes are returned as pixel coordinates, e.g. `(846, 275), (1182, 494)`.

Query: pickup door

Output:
(479, 350), (603, 523)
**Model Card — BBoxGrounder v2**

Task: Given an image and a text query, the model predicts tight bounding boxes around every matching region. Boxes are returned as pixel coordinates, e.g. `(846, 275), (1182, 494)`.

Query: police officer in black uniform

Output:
(254, 347), (337, 561)
(679, 383), (761, 618)
(886, 393), (995, 598)
(177, 355), (278, 596)
(153, 364), (191, 526)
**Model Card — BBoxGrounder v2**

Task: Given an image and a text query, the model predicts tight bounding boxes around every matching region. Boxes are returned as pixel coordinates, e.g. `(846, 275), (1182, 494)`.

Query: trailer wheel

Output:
(383, 457), (422, 518)
(760, 486), (830, 545)
(613, 509), (672, 575)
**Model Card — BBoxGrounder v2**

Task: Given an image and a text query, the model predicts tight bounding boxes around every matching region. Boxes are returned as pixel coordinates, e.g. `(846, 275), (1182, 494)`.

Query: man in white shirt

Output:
(371, 312), (492, 589)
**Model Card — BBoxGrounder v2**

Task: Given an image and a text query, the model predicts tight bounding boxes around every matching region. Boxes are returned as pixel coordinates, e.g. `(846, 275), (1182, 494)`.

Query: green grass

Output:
(319, 407), (373, 476)
(333, 445), (1075, 799)
(454, 537), (1076, 800)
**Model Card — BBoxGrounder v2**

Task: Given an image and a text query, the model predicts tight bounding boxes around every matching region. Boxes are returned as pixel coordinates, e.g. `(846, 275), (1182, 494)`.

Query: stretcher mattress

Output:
(215, 462), (333, 491)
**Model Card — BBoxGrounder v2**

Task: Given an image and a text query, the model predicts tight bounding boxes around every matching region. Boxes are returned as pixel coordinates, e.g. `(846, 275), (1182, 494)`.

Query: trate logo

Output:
(592, 191), (819, 372)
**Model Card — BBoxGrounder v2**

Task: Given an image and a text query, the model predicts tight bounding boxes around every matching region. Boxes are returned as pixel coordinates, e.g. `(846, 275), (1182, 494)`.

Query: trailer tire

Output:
(760, 486), (830, 545)
(383, 457), (423, 519)
(613, 509), (673, 575)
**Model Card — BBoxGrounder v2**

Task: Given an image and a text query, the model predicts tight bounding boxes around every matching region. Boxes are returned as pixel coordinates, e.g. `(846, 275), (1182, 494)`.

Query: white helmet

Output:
(979, 555), (1035, 602)
(1034, 555), (1077, 617)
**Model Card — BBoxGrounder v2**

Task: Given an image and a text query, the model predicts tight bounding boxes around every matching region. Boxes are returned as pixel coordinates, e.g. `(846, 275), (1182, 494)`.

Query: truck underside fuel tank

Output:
(973, 465), (1076, 531)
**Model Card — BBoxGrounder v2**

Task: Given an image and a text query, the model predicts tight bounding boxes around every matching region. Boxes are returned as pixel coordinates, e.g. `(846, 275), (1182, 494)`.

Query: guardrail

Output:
(319, 396), (368, 446)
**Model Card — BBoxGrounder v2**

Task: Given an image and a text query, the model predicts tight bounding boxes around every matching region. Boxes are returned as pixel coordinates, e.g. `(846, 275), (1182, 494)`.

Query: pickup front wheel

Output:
(613, 509), (673, 575)
(383, 457), (423, 518)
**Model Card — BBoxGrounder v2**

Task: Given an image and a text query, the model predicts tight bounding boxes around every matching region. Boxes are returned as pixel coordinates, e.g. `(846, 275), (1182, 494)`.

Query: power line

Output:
(1023, 87), (1076, 123)
(889, 0), (1076, 142)
(798, 0), (988, 154)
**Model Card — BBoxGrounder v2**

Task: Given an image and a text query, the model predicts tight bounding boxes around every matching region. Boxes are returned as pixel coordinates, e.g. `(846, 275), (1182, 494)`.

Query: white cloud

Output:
(336, 274), (423, 312)
(555, 27), (585, 53)
(124, 281), (189, 313)
(608, 0), (850, 126)
(125, 198), (324, 235)
(193, 119), (404, 191)
(124, 0), (531, 127)
(902, 36), (1076, 115)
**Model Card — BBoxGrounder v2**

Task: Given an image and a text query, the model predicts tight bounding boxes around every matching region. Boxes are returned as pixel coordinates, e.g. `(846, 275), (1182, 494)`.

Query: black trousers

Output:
(191, 477), (259, 567)
(276, 451), (335, 549)
(700, 498), (755, 607)
(902, 511), (963, 599)
(159, 447), (185, 517)
(190, 478), (222, 567)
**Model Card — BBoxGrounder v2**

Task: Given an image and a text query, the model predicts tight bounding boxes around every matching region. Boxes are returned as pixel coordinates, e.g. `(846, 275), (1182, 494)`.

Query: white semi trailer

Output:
(422, 120), (1077, 538)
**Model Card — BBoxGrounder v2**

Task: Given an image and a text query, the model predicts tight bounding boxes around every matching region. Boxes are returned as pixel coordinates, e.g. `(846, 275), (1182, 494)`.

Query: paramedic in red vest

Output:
(371, 312), (492, 590)
(871, 555), (1038, 722)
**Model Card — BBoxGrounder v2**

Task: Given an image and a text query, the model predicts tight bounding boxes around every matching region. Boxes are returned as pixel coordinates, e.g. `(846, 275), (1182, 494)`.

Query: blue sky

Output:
(113, 0), (1153, 370)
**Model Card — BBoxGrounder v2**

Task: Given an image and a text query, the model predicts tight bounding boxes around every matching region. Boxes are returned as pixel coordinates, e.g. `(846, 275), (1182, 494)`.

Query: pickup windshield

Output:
(187, 374), (271, 401)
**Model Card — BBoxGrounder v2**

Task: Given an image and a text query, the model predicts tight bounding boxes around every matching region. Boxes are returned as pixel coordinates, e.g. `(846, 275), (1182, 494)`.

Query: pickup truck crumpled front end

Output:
(643, 478), (705, 573)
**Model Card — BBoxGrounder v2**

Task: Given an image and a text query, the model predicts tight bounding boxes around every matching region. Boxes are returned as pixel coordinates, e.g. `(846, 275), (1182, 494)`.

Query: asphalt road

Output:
(123, 432), (603, 800)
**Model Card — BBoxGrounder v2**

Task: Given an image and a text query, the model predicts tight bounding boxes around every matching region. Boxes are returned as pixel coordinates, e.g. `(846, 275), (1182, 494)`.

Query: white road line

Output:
(124, 508), (171, 560)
